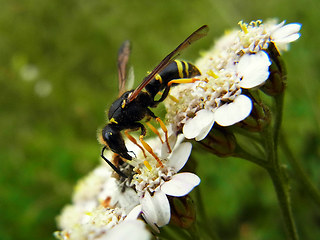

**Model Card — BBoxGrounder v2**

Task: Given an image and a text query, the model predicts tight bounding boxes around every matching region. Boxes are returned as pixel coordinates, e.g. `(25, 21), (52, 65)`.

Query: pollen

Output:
(249, 20), (262, 27)
(238, 21), (248, 34)
(85, 211), (93, 216)
(207, 69), (219, 79)
(143, 160), (152, 171)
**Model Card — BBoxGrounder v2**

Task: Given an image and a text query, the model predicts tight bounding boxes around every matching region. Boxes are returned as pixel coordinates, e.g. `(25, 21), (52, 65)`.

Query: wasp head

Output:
(101, 124), (133, 160)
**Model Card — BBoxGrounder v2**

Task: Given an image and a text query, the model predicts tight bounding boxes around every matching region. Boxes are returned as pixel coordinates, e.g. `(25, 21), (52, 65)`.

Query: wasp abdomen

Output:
(145, 60), (201, 98)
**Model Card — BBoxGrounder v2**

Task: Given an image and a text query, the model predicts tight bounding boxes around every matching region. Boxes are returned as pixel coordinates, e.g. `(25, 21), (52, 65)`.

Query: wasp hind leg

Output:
(167, 77), (204, 86)
(156, 117), (172, 153)
(101, 146), (128, 178)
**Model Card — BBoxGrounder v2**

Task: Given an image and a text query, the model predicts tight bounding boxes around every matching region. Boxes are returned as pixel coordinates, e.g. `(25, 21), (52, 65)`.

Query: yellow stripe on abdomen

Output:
(175, 60), (184, 78)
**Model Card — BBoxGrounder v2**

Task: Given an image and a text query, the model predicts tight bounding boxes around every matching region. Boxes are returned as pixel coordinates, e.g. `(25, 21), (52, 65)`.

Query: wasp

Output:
(100, 25), (209, 177)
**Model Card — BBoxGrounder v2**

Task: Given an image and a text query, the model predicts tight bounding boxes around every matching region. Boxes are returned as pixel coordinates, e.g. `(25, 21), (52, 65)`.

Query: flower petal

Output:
(141, 191), (170, 228)
(106, 220), (151, 240)
(125, 205), (142, 221)
(167, 142), (192, 171)
(274, 33), (301, 43)
(183, 109), (215, 139)
(272, 23), (302, 43)
(161, 172), (201, 197)
(237, 51), (271, 89)
(214, 94), (252, 126)
(195, 121), (214, 141)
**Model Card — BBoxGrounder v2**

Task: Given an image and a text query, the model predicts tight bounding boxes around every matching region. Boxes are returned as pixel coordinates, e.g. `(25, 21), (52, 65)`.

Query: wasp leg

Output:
(168, 77), (203, 86)
(125, 121), (149, 158)
(145, 108), (172, 153)
(139, 135), (163, 168)
(156, 117), (172, 153)
(101, 146), (127, 178)
(150, 85), (171, 107)
(155, 91), (179, 103)
(125, 115), (163, 167)
(124, 130), (147, 158)
(151, 77), (199, 107)
(146, 122), (164, 144)
(125, 121), (147, 138)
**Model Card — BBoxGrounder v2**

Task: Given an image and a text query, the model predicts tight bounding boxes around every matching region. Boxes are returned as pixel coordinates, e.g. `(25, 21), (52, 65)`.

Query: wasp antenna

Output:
(101, 147), (128, 178)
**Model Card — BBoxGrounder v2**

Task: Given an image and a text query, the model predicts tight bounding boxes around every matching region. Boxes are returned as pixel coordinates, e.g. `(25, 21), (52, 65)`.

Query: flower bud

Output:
(237, 100), (271, 132)
(261, 42), (287, 96)
(169, 196), (196, 229)
(199, 127), (236, 157)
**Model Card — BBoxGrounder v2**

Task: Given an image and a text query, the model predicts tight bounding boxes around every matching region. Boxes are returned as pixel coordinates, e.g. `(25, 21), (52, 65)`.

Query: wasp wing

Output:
(127, 25), (209, 103)
(117, 40), (131, 96)
(125, 66), (135, 91)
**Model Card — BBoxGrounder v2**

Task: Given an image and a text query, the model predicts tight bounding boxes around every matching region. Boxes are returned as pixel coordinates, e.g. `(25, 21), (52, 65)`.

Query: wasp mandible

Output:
(100, 25), (209, 177)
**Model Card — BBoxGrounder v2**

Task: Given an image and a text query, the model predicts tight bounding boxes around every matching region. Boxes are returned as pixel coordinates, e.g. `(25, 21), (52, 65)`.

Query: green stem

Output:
(273, 93), (284, 160)
(232, 127), (263, 143)
(268, 168), (299, 240)
(262, 122), (299, 240)
(280, 133), (320, 206)
(235, 145), (270, 169)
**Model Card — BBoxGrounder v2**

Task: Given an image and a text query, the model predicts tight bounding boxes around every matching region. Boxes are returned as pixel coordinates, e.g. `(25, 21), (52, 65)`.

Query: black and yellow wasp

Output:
(100, 25), (209, 177)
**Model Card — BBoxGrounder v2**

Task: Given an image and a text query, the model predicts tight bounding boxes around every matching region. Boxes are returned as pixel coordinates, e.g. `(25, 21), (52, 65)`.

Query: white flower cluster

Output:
(54, 164), (150, 240)
(165, 20), (301, 141)
(55, 132), (200, 238)
(55, 19), (301, 239)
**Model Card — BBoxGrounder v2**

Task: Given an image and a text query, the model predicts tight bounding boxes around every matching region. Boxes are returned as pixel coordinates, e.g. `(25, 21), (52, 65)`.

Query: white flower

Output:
(127, 134), (200, 230)
(55, 205), (151, 240)
(56, 129), (199, 236)
(164, 19), (301, 141)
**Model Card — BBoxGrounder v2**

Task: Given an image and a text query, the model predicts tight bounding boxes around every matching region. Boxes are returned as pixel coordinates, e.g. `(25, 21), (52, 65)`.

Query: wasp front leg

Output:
(101, 146), (128, 178)
(128, 119), (164, 168)
(124, 129), (147, 158)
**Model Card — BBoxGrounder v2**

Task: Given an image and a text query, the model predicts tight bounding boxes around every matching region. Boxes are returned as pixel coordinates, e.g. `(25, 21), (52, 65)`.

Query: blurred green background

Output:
(0, 0), (319, 239)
